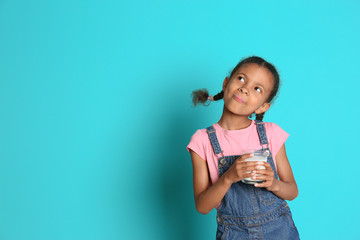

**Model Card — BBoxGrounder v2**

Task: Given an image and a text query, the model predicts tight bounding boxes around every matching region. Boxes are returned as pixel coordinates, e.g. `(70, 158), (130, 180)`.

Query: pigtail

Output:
(191, 89), (224, 106)
(213, 90), (224, 101)
(255, 112), (265, 121)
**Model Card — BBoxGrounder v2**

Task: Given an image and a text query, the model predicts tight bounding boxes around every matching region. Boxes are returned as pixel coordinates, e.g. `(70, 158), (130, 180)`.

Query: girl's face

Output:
(222, 63), (274, 117)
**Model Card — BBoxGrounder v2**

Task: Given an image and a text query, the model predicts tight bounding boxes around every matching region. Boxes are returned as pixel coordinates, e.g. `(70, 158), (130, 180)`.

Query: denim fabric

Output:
(255, 120), (269, 146)
(206, 121), (300, 240)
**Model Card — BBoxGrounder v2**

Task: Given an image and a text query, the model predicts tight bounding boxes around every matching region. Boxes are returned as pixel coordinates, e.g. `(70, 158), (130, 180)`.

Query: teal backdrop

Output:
(1, 0), (359, 239)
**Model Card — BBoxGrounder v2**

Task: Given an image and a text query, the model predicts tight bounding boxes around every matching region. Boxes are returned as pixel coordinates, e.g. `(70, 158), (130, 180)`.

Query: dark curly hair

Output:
(191, 56), (280, 121)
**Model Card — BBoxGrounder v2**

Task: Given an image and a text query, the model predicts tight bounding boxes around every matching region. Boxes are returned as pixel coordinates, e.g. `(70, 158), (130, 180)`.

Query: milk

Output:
(241, 150), (269, 185)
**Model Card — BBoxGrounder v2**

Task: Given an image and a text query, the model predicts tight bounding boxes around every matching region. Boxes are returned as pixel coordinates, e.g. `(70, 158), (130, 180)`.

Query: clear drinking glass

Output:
(241, 149), (269, 184)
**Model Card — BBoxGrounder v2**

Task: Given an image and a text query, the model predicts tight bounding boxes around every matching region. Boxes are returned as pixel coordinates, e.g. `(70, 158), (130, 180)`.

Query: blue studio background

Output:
(1, 0), (359, 239)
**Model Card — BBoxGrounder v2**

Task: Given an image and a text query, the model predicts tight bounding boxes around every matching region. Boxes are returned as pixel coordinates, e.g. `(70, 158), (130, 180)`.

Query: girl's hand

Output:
(223, 153), (260, 185)
(252, 162), (279, 191)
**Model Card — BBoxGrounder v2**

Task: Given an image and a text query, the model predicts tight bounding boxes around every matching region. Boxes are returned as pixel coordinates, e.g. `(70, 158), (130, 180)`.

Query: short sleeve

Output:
(266, 122), (289, 158)
(186, 129), (207, 161)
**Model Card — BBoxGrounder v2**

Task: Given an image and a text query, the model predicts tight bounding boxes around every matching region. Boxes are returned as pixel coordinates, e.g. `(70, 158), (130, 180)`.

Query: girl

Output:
(187, 56), (300, 239)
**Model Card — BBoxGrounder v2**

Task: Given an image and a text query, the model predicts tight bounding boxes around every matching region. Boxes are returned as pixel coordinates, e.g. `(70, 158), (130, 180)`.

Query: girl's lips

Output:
(233, 94), (246, 104)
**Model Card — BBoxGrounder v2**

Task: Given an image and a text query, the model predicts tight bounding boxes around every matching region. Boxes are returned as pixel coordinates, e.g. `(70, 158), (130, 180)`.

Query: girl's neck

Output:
(218, 106), (252, 130)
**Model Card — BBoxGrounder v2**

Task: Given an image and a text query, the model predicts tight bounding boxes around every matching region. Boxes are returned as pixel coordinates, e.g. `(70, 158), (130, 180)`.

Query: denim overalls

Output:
(206, 120), (300, 240)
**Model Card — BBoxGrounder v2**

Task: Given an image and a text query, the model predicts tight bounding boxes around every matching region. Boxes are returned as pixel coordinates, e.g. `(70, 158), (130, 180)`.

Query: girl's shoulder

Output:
(263, 121), (281, 130)
(262, 122), (290, 151)
(263, 121), (288, 134)
(190, 128), (208, 139)
(189, 125), (213, 143)
(187, 127), (213, 159)
(188, 123), (220, 147)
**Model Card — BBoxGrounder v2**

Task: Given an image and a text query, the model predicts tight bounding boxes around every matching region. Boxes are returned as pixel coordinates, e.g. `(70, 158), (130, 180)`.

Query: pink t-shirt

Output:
(187, 120), (289, 185)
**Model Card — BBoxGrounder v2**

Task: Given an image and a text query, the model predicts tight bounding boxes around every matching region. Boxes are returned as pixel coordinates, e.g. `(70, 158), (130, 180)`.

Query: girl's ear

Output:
(255, 102), (271, 114)
(222, 77), (230, 91)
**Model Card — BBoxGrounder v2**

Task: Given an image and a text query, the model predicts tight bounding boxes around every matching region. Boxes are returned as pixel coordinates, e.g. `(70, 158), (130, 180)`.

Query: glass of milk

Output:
(241, 149), (269, 185)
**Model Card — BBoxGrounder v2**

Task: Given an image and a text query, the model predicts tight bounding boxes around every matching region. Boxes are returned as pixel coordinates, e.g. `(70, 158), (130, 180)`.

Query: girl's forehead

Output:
(233, 64), (274, 85)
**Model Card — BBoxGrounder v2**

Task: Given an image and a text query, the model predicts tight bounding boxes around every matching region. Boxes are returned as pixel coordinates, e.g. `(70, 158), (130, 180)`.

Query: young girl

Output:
(187, 56), (300, 239)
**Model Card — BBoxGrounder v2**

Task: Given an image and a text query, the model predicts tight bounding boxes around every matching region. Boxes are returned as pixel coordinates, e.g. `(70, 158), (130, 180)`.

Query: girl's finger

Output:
(255, 179), (273, 187)
(252, 169), (274, 176)
(251, 174), (274, 182)
(254, 182), (269, 188)
(242, 173), (253, 179)
(243, 161), (261, 167)
(251, 175), (268, 181)
(263, 162), (271, 167)
(260, 162), (273, 170)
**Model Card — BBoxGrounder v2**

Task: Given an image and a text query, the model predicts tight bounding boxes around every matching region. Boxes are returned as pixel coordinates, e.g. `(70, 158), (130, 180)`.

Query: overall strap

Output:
(255, 120), (279, 179)
(255, 119), (269, 146)
(206, 126), (225, 161)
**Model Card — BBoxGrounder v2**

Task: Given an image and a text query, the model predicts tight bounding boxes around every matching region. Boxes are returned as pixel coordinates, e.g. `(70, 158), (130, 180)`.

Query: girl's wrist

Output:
(221, 173), (233, 187)
(267, 179), (280, 192)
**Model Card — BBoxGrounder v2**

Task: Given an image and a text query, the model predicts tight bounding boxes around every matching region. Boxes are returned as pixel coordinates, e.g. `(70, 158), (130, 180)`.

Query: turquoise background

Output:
(1, 0), (359, 239)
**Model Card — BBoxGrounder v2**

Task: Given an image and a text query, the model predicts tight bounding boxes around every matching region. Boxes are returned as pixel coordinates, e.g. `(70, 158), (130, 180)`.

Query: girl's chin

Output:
(228, 110), (252, 117)
(225, 106), (250, 116)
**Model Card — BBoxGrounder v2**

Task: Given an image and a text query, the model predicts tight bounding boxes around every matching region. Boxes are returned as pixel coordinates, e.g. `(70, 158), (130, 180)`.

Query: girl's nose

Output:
(239, 87), (249, 95)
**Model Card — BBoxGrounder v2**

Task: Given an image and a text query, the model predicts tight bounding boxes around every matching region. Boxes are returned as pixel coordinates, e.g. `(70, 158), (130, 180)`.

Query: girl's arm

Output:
(190, 150), (256, 214)
(253, 143), (298, 200)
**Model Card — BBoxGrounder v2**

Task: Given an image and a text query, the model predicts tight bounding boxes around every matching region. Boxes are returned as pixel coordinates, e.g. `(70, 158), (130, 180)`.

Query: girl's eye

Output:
(255, 87), (262, 93)
(238, 77), (245, 83)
